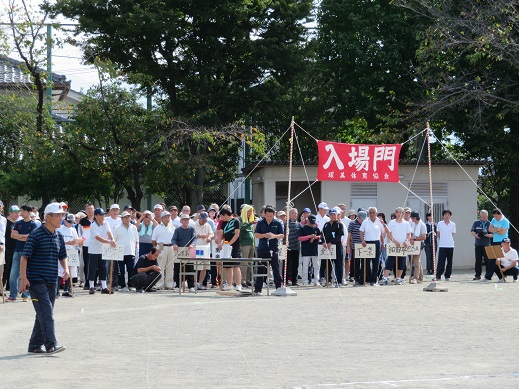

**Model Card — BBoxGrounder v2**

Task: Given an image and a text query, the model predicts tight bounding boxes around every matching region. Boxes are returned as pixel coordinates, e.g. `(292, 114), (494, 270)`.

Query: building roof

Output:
(0, 56), (71, 101)
(242, 159), (483, 174)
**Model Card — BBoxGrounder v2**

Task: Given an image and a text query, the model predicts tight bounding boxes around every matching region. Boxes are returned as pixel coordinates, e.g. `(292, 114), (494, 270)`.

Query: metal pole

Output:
(46, 24), (52, 114)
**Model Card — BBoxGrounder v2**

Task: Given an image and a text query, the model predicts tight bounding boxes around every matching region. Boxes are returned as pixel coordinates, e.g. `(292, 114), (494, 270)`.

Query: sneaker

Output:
(235, 285), (242, 292)
(89, 288), (95, 295)
(513, 279), (517, 283)
(223, 284), (234, 291)
(82, 284), (90, 291)
(120, 287), (129, 292)
(46, 345), (66, 355)
(28, 346), (45, 354)
(381, 278), (388, 286)
(22, 297), (29, 302)
(396, 278), (403, 285)
(101, 288), (110, 294)
(445, 278), (451, 281)
(481, 278), (491, 282)
(198, 285), (207, 290)
(188, 287), (196, 293)
(473, 276), (481, 280)
(302, 281), (309, 286)
(136, 288), (143, 293)
(497, 279), (504, 283)
(253, 291), (263, 296)
(410, 279), (417, 284)
(313, 282), (322, 288)
(7, 296), (16, 302)
(62, 292), (73, 297)
(128, 287), (136, 292)
(370, 283), (379, 287)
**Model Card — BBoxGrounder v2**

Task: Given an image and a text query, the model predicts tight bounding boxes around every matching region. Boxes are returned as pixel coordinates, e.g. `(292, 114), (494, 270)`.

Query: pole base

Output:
(423, 282), (448, 292)
(272, 286), (297, 296)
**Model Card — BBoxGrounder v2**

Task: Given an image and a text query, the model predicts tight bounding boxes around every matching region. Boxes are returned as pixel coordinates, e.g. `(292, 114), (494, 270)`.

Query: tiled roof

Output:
(0, 56), (70, 86)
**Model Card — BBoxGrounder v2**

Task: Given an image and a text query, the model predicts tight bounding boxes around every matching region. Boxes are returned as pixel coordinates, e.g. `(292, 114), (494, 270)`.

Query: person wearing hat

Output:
(239, 205), (257, 287)
(58, 214), (83, 297)
(87, 208), (117, 294)
(20, 203), (69, 354)
(381, 207), (412, 285)
(486, 238), (518, 282)
(194, 212), (214, 290)
(3, 205), (21, 291)
(106, 204), (122, 231)
(9, 204), (40, 301)
(347, 210), (366, 285)
(169, 206), (181, 228)
(408, 211), (426, 284)
(77, 203), (95, 289)
(151, 211), (176, 290)
(322, 208), (345, 286)
(298, 214), (321, 286)
(172, 213), (197, 292)
(153, 204), (164, 224)
(316, 203), (330, 282)
(123, 205), (137, 224)
(112, 211), (139, 291)
(136, 210), (157, 257)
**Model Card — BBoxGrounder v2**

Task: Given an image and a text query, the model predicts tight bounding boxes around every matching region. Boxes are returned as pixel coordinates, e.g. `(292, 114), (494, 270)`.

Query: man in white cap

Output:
(153, 204), (164, 224)
(112, 211), (139, 291)
(58, 213), (83, 297)
(316, 202), (330, 282)
(151, 211), (176, 289)
(20, 202), (68, 354)
(107, 204), (121, 230)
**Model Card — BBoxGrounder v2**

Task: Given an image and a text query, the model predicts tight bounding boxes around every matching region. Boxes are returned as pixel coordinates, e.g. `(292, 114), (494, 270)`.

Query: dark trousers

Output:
(118, 255), (135, 288)
(88, 253), (108, 282)
(352, 250), (362, 283)
(436, 247), (454, 279)
(139, 242), (153, 257)
(28, 282), (58, 351)
(474, 245), (489, 277)
(334, 245), (344, 283)
(424, 243), (434, 273)
(255, 248), (282, 293)
(494, 265), (519, 280)
(359, 241), (380, 285)
(82, 246), (90, 282)
(287, 249), (299, 283)
(2, 249), (14, 290)
(173, 263), (194, 288)
(130, 271), (161, 290)
(210, 261), (218, 286)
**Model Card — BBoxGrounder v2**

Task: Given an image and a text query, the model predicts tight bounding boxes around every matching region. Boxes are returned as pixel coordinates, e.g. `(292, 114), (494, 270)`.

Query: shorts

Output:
(223, 247), (241, 268)
(385, 256), (405, 271)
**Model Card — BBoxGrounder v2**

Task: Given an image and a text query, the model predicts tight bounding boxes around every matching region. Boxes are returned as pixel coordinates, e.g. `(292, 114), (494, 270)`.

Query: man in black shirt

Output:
(130, 248), (162, 292)
(3, 205), (20, 290)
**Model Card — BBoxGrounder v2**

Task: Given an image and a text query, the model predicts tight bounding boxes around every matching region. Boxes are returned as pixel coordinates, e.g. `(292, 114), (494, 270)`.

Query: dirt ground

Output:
(1, 270), (518, 389)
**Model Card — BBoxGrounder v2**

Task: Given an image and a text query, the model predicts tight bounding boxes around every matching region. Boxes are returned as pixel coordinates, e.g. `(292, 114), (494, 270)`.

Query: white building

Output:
(245, 161), (482, 269)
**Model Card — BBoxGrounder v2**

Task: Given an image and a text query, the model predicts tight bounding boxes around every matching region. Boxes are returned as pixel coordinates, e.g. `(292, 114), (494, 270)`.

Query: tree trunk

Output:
(188, 167), (205, 209)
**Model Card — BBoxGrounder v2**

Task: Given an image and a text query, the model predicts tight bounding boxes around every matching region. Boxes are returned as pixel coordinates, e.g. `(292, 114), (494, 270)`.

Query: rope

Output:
(426, 123), (438, 281)
(398, 182), (429, 206)
(403, 135), (428, 207)
(294, 122), (319, 142)
(401, 127), (428, 146)
(293, 129), (319, 212)
(290, 180), (318, 202)
(283, 118), (296, 286)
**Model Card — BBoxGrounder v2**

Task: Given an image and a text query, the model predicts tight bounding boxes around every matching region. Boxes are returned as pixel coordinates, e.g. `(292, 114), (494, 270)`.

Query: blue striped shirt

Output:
(22, 225), (67, 285)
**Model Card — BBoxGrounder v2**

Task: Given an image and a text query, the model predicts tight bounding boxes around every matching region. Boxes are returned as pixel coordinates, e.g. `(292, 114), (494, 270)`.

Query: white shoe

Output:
(410, 279), (417, 284)
(198, 285), (207, 290)
(120, 287), (129, 292)
(303, 281), (309, 286)
(188, 287), (196, 293)
(513, 279), (517, 283)
(313, 282), (322, 288)
(235, 285), (242, 292)
(223, 285), (234, 291)
(128, 287), (136, 292)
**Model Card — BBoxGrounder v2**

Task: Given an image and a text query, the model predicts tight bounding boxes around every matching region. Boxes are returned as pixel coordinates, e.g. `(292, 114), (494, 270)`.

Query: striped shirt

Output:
(348, 219), (363, 249)
(22, 225), (67, 285)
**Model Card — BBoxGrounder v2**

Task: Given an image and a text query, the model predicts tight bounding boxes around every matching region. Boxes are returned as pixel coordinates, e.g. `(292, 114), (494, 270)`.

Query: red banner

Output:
(317, 141), (401, 182)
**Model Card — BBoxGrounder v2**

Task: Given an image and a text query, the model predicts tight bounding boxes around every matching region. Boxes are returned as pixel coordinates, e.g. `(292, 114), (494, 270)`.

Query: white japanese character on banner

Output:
(373, 172), (379, 180)
(351, 172), (357, 179)
(348, 146), (370, 171)
(323, 144), (345, 170)
(328, 171), (334, 179)
(373, 146), (397, 171)
(362, 172), (367, 179)
(340, 172), (345, 179)
(384, 173), (389, 179)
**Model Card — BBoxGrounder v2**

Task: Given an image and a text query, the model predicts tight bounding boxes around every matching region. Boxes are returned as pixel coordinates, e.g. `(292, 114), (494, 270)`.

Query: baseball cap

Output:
(307, 214), (317, 224)
(277, 211), (286, 217)
(120, 211), (131, 218)
(348, 209), (356, 216)
(94, 208), (106, 215)
(169, 206), (178, 211)
(328, 209), (337, 215)
(410, 211), (420, 218)
(109, 204), (120, 210)
(154, 204), (163, 210)
(196, 205), (206, 212)
(302, 207), (311, 213)
(161, 211), (170, 218)
(123, 205), (135, 211)
(502, 238), (511, 243)
(404, 207), (411, 213)
(143, 210), (153, 216)
(44, 203), (67, 215)
(358, 211), (367, 220)
(199, 212), (208, 221)
(9, 205), (21, 212)
(180, 213), (191, 220)
(318, 202), (329, 210)
(65, 213), (75, 222)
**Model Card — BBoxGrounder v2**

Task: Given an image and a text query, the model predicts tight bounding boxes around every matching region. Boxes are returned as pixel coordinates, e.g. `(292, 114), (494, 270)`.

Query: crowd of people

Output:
(1, 200), (518, 302)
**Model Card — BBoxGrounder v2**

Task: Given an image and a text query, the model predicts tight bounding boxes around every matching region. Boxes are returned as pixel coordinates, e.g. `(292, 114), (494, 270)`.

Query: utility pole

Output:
(46, 24), (52, 114)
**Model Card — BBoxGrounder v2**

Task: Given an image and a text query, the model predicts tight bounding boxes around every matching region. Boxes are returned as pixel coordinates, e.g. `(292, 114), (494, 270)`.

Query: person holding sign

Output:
(381, 207), (412, 285)
(409, 211), (426, 284)
(112, 211), (139, 292)
(491, 238), (518, 282)
(359, 207), (384, 286)
(322, 208), (345, 286)
(484, 209), (509, 281)
(172, 214), (197, 292)
(88, 208), (116, 295)
(298, 214), (321, 287)
(20, 203), (68, 355)
(58, 214), (83, 297)
(194, 212), (214, 290)
(436, 209), (456, 281)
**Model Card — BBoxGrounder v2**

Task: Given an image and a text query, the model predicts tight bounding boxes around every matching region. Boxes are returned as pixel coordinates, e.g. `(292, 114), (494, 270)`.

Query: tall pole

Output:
(46, 24), (52, 114)
(283, 117), (296, 286)
(426, 122), (437, 281)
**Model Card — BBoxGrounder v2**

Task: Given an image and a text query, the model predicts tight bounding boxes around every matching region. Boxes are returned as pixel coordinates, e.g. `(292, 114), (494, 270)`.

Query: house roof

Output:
(242, 159), (483, 174)
(0, 56), (71, 100)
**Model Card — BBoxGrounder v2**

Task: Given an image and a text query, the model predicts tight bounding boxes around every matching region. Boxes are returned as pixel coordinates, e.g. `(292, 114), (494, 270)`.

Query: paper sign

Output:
(176, 247), (190, 258)
(211, 244), (220, 259)
(354, 243), (376, 258)
(278, 245), (287, 260)
(195, 244), (210, 258)
(318, 245), (336, 260)
(67, 249), (80, 266)
(386, 242), (421, 257)
(102, 244), (124, 261)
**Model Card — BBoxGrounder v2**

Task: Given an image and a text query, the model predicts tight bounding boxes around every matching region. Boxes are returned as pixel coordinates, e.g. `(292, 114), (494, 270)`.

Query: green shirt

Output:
(239, 217), (255, 246)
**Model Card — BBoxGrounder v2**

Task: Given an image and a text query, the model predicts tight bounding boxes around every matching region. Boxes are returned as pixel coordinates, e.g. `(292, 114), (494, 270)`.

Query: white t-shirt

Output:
(89, 220), (112, 255)
(340, 218), (350, 246)
(171, 216), (181, 228)
(359, 218), (383, 241)
(411, 220), (427, 239)
(112, 223), (139, 256)
(500, 248), (518, 268)
(58, 225), (79, 251)
(437, 220), (456, 248)
(151, 223), (175, 244)
(194, 221), (214, 246)
(387, 219), (412, 244)
(106, 216), (122, 231)
(316, 214), (330, 232)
